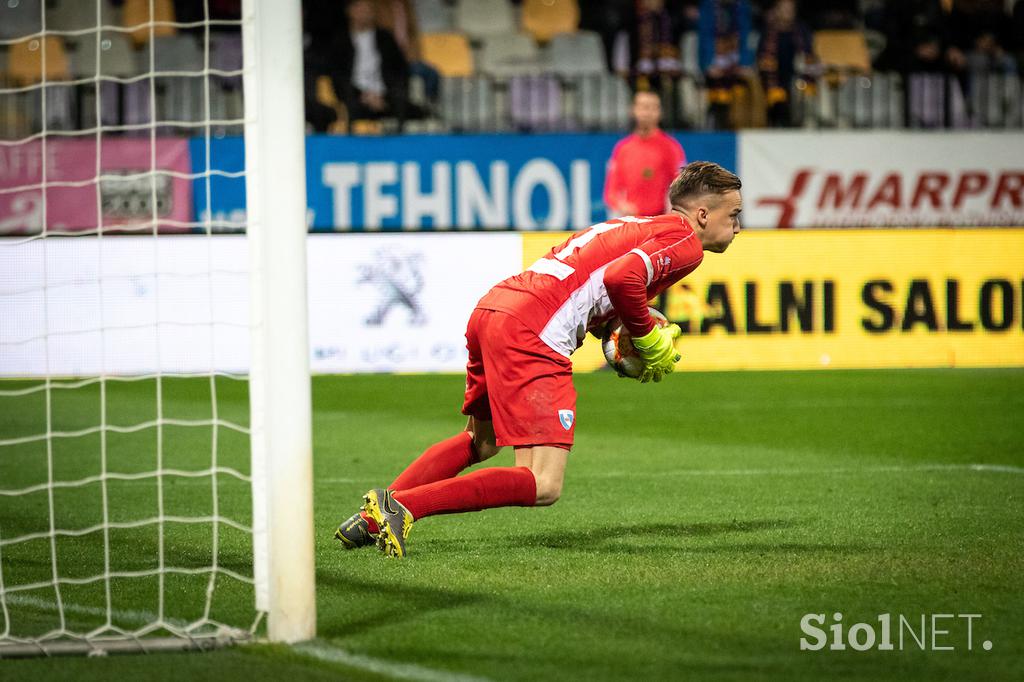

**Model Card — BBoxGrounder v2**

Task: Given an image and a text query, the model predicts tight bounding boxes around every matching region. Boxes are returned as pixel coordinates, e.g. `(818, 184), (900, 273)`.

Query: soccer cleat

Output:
(361, 488), (414, 558)
(334, 511), (376, 550)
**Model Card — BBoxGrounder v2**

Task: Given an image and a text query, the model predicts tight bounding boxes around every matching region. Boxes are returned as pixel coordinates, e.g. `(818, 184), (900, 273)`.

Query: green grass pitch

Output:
(1, 369), (1022, 681)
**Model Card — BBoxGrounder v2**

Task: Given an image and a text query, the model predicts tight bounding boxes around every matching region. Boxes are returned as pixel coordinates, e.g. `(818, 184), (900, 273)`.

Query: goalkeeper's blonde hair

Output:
(668, 162), (742, 208)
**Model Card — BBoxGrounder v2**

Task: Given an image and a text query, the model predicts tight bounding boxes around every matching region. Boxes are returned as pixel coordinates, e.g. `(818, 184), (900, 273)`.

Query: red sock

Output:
(392, 467), (537, 520)
(389, 432), (479, 491)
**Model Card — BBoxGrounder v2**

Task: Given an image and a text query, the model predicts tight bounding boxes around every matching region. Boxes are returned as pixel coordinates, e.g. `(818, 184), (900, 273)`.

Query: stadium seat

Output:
(210, 32), (244, 129)
(576, 72), (630, 130)
(68, 33), (139, 79)
(46, 0), (120, 33)
(676, 73), (707, 128)
(7, 37), (71, 85)
(6, 37), (75, 133)
(121, 78), (152, 128)
(813, 30), (871, 73)
(211, 32), (243, 74)
(679, 31), (699, 78)
(147, 35), (204, 125)
(454, 0), (515, 41)
(149, 34), (203, 72)
(66, 33), (143, 132)
(509, 74), (562, 130)
(420, 32), (474, 77)
(440, 76), (496, 131)
(479, 33), (542, 78)
(0, 0), (42, 41)
(521, 0), (579, 44)
(547, 31), (605, 77)
(123, 0), (177, 46)
(415, 0), (454, 33)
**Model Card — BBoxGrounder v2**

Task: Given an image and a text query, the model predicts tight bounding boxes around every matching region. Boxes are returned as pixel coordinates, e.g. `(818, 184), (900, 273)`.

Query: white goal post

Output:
(242, 0), (316, 644)
(0, 0), (314, 655)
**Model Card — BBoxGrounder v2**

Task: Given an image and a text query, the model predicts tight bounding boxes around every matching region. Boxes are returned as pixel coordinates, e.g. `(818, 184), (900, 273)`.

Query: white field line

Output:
(585, 463), (1024, 478)
(4, 593), (188, 628)
(6, 595), (493, 681)
(294, 640), (494, 682)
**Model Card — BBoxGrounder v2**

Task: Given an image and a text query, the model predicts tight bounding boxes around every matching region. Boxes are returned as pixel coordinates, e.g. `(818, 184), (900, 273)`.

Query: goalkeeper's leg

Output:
(393, 444), (566, 514)
(366, 446), (567, 557)
(389, 416), (502, 491)
(336, 417), (501, 547)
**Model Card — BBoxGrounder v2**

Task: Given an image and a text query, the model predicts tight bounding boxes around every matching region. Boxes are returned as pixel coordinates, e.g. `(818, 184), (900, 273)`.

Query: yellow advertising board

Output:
(522, 229), (1024, 371)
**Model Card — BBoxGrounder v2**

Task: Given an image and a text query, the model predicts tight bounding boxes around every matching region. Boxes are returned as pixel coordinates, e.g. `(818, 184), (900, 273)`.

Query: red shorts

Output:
(462, 308), (576, 449)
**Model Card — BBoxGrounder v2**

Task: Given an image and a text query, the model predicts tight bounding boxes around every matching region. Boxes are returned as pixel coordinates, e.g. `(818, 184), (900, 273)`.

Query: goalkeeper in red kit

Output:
(335, 162), (743, 557)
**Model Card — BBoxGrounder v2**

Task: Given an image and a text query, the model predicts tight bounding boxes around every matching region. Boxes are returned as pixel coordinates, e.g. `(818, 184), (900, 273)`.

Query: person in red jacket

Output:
(603, 91), (687, 218)
(336, 162), (742, 558)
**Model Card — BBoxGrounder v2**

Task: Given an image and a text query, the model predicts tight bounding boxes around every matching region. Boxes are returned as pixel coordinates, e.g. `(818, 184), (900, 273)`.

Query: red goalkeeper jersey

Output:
(476, 214), (704, 356)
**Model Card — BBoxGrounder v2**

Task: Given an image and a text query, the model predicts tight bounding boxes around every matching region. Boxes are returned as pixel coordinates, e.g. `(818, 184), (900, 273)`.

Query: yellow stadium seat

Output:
(521, 0), (579, 43)
(122, 0), (176, 46)
(420, 32), (474, 77)
(7, 36), (70, 86)
(813, 30), (871, 73)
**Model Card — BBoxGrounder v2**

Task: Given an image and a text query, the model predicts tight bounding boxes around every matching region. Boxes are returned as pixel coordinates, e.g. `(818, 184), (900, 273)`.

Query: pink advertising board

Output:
(0, 137), (193, 234)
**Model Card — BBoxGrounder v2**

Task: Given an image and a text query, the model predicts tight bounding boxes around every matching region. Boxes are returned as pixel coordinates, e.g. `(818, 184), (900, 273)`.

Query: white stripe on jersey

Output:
(527, 257), (575, 280)
(528, 216), (659, 356)
(553, 217), (651, 261)
(629, 248), (654, 285)
(538, 264), (615, 357)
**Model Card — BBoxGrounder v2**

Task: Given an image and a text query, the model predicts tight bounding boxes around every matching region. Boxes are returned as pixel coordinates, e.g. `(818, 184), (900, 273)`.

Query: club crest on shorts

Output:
(558, 409), (574, 430)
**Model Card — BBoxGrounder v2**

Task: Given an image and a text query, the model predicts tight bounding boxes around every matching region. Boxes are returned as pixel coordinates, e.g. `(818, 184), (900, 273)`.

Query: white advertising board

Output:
(305, 233), (522, 373)
(1, 236), (250, 376)
(739, 132), (1024, 229)
(1, 233), (523, 376)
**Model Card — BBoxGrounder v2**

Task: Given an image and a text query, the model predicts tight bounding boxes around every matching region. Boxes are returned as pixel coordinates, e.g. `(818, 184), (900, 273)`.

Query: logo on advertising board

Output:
(0, 138), (192, 235)
(100, 171), (174, 220)
(741, 132), (1024, 229)
(357, 247), (428, 326)
(308, 233), (523, 373)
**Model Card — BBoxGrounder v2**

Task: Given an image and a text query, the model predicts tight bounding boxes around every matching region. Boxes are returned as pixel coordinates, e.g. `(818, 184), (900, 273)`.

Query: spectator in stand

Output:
(756, 0), (815, 127)
(303, 0), (349, 132)
(796, 0), (859, 30)
(603, 91), (686, 218)
(334, 0), (422, 129)
(698, 0), (755, 129)
(579, 0), (636, 73)
(372, 0), (440, 104)
(630, 0), (685, 92)
(301, 0), (421, 131)
(946, 0), (1017, 76)
(873, 0), (948, 75)
(303, 0), (353, 132)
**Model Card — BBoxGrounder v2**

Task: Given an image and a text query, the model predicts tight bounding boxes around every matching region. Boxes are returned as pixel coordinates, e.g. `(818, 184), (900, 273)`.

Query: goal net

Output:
(0, 0), (314, 656)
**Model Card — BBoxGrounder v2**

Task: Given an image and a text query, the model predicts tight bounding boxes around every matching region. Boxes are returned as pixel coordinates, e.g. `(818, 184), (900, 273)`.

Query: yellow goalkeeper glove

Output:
(632, 323), (682, 384)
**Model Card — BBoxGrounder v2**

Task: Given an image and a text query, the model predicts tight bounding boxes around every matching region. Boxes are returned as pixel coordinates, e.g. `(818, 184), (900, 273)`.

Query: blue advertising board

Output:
(190, 132), (736, 231)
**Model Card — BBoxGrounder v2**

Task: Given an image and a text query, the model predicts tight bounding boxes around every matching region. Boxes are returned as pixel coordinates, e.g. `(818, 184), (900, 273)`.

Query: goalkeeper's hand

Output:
(632, 323), (682, 384)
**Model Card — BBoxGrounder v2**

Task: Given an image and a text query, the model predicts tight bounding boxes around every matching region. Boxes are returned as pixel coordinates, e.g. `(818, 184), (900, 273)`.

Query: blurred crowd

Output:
(300, 0), (1024, 132)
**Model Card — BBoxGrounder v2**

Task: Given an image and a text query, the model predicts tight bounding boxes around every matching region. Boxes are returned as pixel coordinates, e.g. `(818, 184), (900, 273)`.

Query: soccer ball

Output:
(602, 307), (670, 379)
